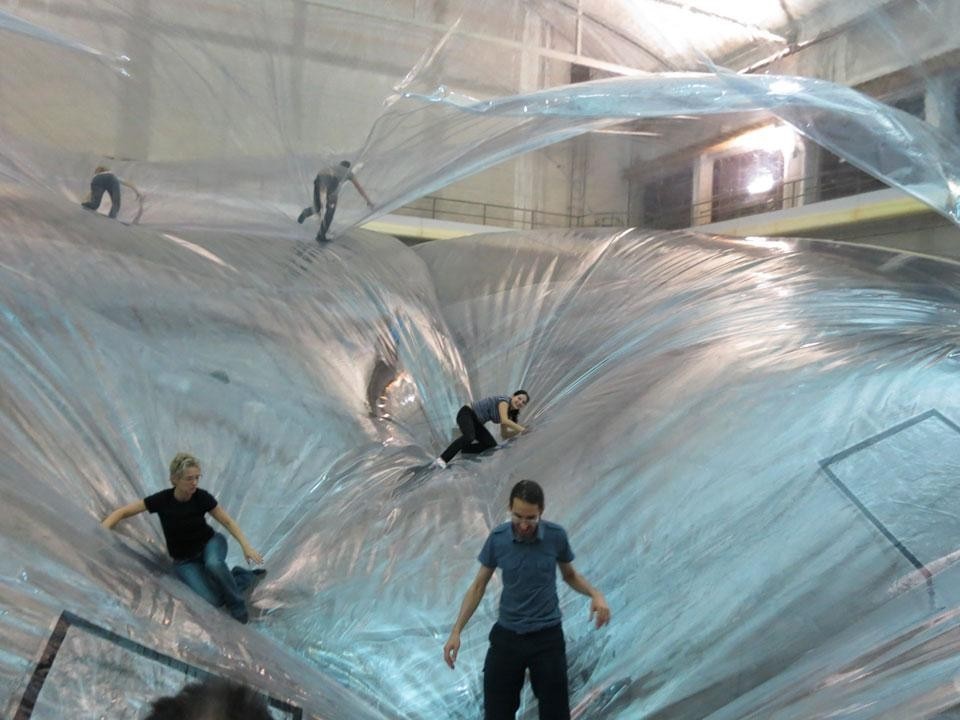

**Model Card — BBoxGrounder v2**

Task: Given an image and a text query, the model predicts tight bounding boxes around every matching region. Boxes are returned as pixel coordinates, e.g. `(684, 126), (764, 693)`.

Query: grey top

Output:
(318, 163), (354, 186)
(478, 520), (575, 633)
(470, 395), (511, 424)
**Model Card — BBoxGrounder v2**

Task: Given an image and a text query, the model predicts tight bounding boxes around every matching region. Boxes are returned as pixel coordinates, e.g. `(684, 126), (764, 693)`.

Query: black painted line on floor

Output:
(14, 611), (302, 720)
(820, 409), (938, 466)
(13, 613), (71, 720)
(820, 463), (929, 573)
(819, 408), (960, 576)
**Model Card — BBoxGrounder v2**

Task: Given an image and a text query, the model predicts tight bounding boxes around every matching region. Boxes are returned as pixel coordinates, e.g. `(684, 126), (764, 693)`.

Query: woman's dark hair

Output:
(509, 479), (544, 511)
(144, 678), (271, 720)
(508, 389), (529, 423)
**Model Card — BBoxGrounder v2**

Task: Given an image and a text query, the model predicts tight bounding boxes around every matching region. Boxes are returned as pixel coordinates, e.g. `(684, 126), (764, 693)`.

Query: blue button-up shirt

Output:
(478, 519), (575, 633)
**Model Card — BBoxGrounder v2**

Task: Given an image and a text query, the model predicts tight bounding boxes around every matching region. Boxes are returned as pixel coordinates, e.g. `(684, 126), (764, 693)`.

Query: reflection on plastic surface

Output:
(2, 1), (960, 239)
(0, 8), (126, 70)
(4, 1), (960, 719)
(5, 182), (960, 717)
(23, 612), (296, 719)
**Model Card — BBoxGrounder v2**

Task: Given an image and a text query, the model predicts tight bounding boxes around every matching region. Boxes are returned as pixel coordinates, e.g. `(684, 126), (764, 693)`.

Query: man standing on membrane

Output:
(297, 160), (373, 243)
(443, 480), (611, 719)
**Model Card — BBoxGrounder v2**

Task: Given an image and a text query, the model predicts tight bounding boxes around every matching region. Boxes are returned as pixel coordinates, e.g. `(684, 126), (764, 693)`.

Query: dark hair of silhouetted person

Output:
(340, 160), (351, 167)
(510, 479), (544, 511)
(143, 678), (272, 720)
(508, 389), (529, 423)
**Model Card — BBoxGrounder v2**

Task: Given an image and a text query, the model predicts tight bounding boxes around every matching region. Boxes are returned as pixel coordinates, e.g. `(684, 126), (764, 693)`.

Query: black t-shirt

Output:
(143, 488), (217, 560)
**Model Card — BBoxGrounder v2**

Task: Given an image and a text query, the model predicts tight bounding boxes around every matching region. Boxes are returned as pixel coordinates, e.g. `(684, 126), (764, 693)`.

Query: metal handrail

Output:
(394, 165), (889, 232)
(394, 196), (627, 230)
(670, 169), (887, 228)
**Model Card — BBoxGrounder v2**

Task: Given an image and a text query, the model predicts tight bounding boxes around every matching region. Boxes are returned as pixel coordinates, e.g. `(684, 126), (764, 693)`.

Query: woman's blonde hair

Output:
(169, 452), (201, 482)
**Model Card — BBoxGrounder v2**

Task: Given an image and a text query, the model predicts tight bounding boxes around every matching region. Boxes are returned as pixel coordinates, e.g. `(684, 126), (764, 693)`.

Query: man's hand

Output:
(443, 631), (461, 669)
(590, 593), (611, 628)
(366, 200), (374, 210)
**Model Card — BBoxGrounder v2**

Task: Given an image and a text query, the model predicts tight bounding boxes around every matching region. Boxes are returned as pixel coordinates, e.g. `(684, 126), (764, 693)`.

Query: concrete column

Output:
(782, 134), (806, 209)
(797, 141), (821, 208)
(289, 1), (308, 145)
(691, 153), (714, 225)
(926, 75), (959, 140)
(514, 9), (543, 227)
(116, 0), (153, 159)
(568, 135), (589, 224)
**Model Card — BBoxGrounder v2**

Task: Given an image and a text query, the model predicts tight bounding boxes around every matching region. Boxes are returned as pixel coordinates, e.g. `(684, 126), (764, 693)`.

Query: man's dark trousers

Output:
(483, 623), (569, 720)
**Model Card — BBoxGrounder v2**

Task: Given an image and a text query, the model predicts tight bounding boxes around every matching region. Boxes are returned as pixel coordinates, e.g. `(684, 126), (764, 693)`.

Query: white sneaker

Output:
(431, 458), (447, 469)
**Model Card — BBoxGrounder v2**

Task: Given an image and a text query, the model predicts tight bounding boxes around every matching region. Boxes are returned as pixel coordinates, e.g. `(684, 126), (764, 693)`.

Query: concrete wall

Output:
(763, 0), (960, 87)
(9, 1), (956, 228)
(0, 0), (646, 222)
(698, 187), (960, 261)
(577, 132), (634, 221)
(801, 213), (960, 262)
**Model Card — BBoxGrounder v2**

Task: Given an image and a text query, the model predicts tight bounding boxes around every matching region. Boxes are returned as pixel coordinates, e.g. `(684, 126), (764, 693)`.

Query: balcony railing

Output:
(393, 164), (890, 233)
(392, 196), (627, 231)
(681, 168), (887, 229)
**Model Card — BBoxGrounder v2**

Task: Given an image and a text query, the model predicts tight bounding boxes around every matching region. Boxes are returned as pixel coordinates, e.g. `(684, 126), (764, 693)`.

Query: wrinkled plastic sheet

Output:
(4, 2), (960, 719)
(5, 187), (960, 717)
(2, 2), (960, 238)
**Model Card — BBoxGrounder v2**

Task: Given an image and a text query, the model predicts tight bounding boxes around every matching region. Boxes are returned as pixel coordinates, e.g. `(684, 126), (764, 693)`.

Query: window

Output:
(891, 93), (925, 120)
(570, 63), (591, 84)
(817, 150), (885, 202)
(710, 150), (783, 222)
(642, 167), (693, 229)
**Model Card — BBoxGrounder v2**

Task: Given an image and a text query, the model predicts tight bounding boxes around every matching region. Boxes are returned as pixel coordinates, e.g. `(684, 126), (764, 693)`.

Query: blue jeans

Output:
(173, 532), (253, 614)
(81, 172), (121, 218)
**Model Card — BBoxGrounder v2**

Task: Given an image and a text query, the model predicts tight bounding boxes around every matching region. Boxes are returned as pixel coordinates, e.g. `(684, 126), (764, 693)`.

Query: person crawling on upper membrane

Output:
(297, 160), (373, 243)
(81, 165), (142, 220)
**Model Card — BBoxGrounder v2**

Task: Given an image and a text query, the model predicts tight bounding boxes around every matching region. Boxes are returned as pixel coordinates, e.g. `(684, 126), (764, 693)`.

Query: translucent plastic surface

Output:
(3, 1), (960, 237)
(6, 188), (960, 717)
(5, 2), (960, 719)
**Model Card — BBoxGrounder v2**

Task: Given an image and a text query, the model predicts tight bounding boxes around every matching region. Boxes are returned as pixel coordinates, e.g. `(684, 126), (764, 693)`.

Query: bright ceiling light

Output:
(747, 171), (775, 194)
(732, 123), (796, 157)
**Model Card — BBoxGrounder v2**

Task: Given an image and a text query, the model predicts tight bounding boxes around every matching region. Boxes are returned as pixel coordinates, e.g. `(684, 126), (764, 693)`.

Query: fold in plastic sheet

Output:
(2, 1), (960, 240)
(0, 8), (130, 72)
(5, 2), (960, 718)
(10, 69), (958, 242)
(0, 182), (469, 719)
(347, 71), (960, 236)
(5, 181), (960, 716)
(343, 0), (960, 235)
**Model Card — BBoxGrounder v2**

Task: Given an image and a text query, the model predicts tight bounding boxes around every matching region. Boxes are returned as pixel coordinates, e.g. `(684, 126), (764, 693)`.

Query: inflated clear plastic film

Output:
(5, 1), (960, 719)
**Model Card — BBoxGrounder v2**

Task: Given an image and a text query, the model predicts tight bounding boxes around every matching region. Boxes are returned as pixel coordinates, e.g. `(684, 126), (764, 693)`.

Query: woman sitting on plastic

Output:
(102, 453), (263, 623)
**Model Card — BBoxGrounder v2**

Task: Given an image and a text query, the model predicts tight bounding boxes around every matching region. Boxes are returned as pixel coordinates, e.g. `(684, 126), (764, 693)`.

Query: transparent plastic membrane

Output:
(4, 1), (960, 718)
